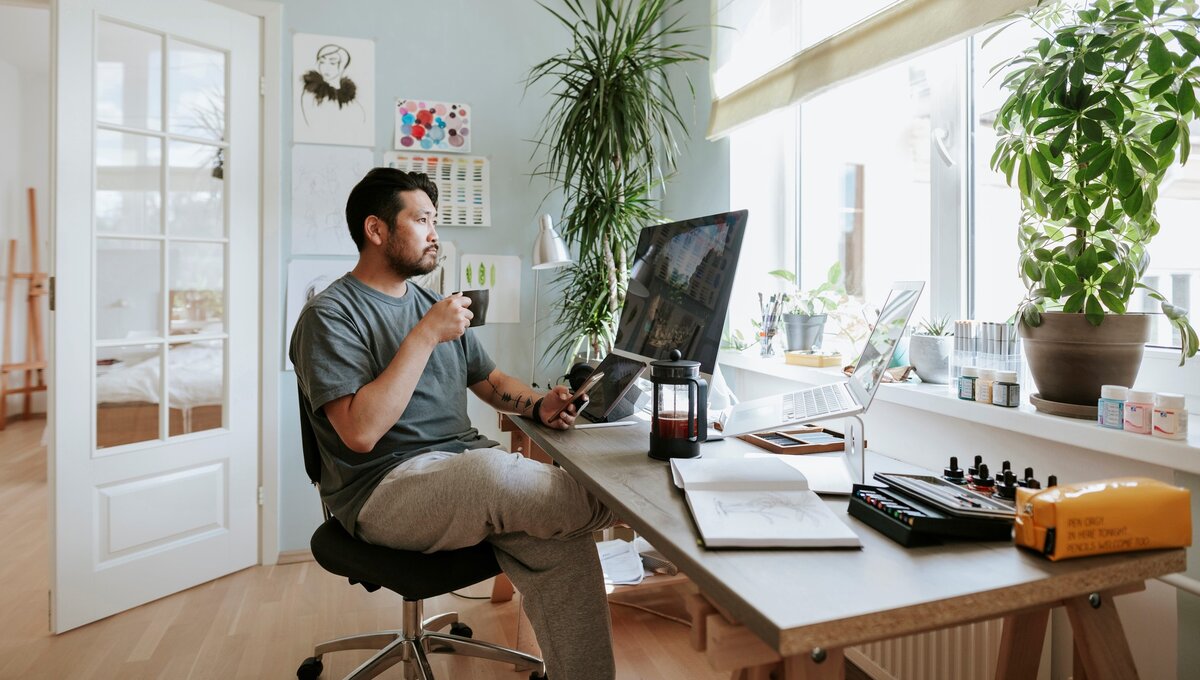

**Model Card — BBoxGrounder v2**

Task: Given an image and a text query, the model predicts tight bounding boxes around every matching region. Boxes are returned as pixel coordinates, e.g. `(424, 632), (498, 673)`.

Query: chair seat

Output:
(311, 518), (502, 601)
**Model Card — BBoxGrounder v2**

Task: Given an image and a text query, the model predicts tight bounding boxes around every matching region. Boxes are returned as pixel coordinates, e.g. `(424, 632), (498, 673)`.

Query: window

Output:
(730, 11), (1200, 354)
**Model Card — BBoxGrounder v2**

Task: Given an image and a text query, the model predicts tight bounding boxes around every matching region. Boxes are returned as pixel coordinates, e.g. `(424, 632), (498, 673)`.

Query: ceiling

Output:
(0, 4), (50, 77)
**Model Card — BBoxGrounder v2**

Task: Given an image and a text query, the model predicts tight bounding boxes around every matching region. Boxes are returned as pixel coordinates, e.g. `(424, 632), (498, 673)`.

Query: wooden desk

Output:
(504, 414), (1186, 680)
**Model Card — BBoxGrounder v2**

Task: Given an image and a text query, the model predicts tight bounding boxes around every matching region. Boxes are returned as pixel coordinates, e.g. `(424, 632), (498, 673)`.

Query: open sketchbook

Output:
(670, 457), (862, 548)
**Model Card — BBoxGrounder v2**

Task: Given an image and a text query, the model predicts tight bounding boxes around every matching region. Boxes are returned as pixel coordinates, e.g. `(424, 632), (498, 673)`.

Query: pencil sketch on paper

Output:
(713, 492), (828, 525)
(293, 33), (375, 147)
(290, 144), (373, 256)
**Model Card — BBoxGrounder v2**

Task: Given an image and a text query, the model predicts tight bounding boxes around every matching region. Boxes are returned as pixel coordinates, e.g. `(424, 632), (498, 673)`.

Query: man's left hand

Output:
(540, 384), (586, 429)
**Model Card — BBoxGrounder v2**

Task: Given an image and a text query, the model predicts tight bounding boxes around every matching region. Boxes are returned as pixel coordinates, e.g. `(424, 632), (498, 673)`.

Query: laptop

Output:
(716, 281), (924, 436)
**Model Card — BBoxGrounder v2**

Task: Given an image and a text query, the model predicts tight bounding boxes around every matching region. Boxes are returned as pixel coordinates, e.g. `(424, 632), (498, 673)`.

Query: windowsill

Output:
(718, 350), (1200, 475)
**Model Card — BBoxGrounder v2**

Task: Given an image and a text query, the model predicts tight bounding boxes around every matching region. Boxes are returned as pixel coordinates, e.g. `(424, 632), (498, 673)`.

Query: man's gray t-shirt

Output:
(289, 274), (498, 534)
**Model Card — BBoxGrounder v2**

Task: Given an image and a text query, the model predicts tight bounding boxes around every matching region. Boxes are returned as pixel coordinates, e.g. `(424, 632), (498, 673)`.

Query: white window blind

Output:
(708, 0), (1039, 140)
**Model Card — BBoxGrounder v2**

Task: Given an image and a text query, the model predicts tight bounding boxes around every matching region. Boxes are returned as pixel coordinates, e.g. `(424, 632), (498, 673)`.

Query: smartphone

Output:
(544, 371), (605, 421)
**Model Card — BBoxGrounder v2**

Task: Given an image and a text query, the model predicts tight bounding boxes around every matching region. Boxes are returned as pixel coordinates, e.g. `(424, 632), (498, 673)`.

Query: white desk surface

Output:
(510, 415), (1186, 657)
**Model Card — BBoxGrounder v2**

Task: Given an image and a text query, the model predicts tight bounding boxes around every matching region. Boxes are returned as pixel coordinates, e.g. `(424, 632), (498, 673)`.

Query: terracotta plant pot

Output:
(909, 334), (952, 384)
(1019, 312), (1150, 406)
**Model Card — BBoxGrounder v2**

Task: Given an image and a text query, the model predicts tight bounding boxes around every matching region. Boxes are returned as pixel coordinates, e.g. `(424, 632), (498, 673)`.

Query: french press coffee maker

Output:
(648, 349), (708, 460)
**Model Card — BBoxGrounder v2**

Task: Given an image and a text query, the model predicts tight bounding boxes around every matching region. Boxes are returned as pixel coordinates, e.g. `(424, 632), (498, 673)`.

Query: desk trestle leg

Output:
(1064, 592), (1139, 680)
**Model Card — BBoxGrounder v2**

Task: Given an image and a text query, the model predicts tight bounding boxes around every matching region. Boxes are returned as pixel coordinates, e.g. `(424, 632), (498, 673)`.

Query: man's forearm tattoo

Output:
(485, 376), (536, 414)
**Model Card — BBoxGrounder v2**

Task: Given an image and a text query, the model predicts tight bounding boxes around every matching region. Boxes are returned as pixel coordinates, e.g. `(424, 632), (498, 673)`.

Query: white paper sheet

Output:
(291, 144), (373, 255)
(293, 33), (375, 147)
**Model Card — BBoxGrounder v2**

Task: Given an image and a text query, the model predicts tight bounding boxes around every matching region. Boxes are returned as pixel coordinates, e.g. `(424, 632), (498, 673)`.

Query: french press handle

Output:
(689, 378), (708, 443)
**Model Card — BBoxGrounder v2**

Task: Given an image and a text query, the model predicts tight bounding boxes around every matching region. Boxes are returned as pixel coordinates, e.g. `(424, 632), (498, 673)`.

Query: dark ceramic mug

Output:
(455, 289), (490, 327)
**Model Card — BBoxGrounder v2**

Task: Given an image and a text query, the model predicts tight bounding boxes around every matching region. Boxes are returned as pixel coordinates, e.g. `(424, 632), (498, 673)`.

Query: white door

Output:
(51, 0), (260, 632)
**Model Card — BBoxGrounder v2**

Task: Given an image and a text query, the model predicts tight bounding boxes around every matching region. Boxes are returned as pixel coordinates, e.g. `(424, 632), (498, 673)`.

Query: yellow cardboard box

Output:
(1014, 477), (1191, 561)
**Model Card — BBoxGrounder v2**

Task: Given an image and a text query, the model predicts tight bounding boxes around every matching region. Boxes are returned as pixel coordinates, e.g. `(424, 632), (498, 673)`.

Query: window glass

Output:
(797, 47), (946, 345)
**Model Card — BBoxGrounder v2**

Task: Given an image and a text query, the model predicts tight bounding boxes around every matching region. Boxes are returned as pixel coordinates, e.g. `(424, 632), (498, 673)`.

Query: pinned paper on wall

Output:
(411, 241), (457, 296)
(459, 254), (520, 323)
(394, 99), (471, 152)
(384, 152), (490, 227)
(294, 33), (375, 147)
(284, 258), (355, 370)
(291, 144), (373, 255)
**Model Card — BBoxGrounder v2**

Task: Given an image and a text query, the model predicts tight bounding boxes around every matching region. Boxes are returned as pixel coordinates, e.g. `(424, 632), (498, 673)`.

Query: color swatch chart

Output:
(383, 152), (491, 227)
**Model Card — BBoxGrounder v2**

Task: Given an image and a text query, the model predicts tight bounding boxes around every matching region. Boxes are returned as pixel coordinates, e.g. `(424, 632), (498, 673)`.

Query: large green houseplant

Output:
(992, 0), (1199, 405)
(527, 0), (703, 364)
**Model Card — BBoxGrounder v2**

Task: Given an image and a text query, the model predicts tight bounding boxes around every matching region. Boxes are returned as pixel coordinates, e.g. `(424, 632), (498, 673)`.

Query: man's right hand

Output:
(418, 294), (473, 343)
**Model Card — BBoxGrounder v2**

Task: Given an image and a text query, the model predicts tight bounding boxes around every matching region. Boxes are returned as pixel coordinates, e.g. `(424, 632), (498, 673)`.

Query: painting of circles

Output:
(394, 99), (471, 153)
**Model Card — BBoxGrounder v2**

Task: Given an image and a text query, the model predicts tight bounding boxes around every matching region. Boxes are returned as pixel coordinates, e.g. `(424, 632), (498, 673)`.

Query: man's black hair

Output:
(344, 168), (439, 251)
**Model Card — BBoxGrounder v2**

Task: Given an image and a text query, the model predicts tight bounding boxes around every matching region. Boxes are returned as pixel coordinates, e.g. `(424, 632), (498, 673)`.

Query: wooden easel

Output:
(1, 188), (48, 428)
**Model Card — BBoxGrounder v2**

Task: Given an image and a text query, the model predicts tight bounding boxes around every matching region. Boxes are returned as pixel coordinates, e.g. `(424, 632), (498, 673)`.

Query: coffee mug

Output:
(455, 289), (490, 327)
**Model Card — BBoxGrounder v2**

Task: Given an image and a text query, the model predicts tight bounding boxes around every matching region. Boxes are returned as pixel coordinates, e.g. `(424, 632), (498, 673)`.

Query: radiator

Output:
(846, 618), (1029, 680)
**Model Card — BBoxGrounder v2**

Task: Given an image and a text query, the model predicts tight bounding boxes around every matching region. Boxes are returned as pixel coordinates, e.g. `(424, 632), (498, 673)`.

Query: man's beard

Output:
(384, 237), (438, 279)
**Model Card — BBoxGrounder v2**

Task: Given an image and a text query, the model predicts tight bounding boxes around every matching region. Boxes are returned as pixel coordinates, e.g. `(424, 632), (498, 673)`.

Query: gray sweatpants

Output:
(356, 447), (617, 680)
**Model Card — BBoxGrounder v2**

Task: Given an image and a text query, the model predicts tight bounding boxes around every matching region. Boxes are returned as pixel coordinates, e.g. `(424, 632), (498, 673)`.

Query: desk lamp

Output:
(531, 214), (571, 385)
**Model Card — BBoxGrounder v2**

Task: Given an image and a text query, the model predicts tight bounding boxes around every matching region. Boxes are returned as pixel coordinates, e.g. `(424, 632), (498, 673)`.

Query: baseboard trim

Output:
(277, 549), (314, 565)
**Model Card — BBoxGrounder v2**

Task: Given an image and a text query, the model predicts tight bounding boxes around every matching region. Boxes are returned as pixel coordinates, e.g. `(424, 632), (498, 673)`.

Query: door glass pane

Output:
(96, 238), (162, 341)
(168, 141), (224, 237)
(168, 339), (224, 436)
(96, 130), (162, 235)
(96, 344), (162, 448)
(169, 241), (224, 335)
(96, 20), (163, 131)
(168, 39), (225, 140)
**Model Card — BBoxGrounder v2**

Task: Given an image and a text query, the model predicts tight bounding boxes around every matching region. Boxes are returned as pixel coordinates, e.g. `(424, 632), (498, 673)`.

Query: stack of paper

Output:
(596, 539), (645, 586)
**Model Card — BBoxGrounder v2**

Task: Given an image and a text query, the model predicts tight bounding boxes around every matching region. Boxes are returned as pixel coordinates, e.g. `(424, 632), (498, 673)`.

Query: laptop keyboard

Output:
(782, 384), (851, 421)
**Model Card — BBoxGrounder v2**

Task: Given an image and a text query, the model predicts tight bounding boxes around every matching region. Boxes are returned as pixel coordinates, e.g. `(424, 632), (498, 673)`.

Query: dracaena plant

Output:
(991, 0), (1199, 363)
(527, 0), (704, 363)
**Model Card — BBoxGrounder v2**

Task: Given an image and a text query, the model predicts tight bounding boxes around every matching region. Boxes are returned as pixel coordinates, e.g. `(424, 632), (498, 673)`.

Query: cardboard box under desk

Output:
(738, 426), (862, 455)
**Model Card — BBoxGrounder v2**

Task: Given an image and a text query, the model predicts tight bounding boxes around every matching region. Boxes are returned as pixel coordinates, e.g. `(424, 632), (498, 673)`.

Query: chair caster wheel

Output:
(449, 621), (473, 638)
(297, 656), (323, 679)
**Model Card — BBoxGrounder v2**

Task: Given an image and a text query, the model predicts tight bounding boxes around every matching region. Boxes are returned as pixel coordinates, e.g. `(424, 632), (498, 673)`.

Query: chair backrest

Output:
(297, 390), (323, 488)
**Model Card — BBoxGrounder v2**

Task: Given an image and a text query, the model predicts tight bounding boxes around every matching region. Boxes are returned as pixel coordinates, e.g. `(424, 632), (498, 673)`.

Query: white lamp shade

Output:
(532, 214), (571, 269)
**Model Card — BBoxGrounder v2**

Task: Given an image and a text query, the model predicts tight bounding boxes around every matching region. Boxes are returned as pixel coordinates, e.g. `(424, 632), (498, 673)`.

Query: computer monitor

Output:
(610, 209), (749, 377)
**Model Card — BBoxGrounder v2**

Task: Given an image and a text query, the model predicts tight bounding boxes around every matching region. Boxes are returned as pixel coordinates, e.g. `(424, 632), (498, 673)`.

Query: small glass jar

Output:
(958, 366), (979, 401)
(1097, 385), (1127, 429)
(974, 369), (995, 405)
(991, 370), (1020, 407)
(1123, 389), (1154, 435)
(1152, 392), (1188, 440)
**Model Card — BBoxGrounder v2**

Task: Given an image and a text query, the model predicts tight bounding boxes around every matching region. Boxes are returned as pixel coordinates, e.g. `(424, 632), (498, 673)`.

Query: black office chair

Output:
(295, 392), (545, 680)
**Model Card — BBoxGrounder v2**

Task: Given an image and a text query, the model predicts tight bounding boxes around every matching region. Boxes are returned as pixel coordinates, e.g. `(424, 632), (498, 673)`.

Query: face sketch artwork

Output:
(300, 43), (366, 127)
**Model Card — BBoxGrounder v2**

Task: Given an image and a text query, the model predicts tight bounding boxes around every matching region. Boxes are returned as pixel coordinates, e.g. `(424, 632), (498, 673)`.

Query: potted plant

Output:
(991, 0), (1198, 407)
(527, 0), (704, 364)
(769, 262), (843, 352)
(909, 316), (954, 384)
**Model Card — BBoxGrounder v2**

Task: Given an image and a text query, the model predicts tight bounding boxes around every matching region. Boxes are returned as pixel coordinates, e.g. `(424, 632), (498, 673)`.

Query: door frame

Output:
(214, 0), (283, 565)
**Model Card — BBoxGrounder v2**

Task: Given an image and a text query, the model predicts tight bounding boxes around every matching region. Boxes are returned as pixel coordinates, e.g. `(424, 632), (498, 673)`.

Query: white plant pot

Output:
(909, 334), (953, 384)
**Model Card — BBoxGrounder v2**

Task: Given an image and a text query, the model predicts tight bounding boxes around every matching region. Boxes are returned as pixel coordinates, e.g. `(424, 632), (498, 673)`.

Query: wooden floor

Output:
(0, 417), (727, 680)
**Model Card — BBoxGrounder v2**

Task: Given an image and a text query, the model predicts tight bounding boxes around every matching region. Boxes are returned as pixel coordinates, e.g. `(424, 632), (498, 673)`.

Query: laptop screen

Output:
(846, 282), (924, 407)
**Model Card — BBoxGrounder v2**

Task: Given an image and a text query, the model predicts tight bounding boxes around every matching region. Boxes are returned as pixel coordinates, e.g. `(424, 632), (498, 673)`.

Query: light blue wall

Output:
(275, 0), (725, 552)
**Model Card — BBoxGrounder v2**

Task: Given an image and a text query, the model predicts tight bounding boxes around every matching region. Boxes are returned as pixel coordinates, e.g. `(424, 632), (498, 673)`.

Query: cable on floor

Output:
(608, 598), (691, 627)
(449, 590), (491, 600)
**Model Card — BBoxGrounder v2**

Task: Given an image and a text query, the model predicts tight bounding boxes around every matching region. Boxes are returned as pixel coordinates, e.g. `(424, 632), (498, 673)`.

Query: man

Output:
(290, 168), (616, 680)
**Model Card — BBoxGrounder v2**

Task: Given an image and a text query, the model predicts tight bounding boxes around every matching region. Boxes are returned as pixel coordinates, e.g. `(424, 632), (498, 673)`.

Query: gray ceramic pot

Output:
(783, 313), (827, 351)
(909, 334), (952, 384)
(1019, 312), (1150, 405)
